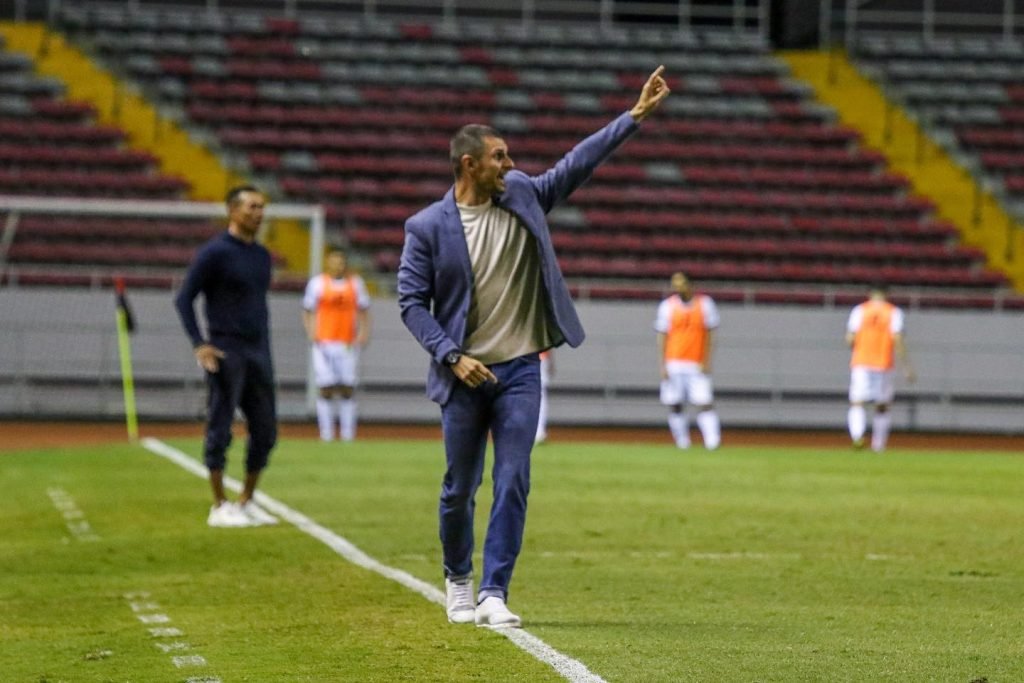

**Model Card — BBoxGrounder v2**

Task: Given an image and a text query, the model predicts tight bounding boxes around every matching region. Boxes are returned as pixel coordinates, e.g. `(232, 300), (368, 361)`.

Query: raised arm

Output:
(530, 66), (671, 212)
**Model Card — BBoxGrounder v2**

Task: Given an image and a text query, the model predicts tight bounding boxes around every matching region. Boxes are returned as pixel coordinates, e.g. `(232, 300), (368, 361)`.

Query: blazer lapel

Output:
(441, 188), (474, 284)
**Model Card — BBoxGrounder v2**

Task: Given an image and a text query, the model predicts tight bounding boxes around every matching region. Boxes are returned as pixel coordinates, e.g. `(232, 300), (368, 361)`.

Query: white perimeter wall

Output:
(2, 288), (1024, 433)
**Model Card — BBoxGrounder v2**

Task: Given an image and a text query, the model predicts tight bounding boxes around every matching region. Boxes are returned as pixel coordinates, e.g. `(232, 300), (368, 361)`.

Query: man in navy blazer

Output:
(398, 66), (669, 628)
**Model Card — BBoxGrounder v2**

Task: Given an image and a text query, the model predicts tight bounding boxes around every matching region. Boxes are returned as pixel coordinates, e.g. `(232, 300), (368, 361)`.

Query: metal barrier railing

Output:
(823, 0), (1023, 48)
(21, 0), (770, 39)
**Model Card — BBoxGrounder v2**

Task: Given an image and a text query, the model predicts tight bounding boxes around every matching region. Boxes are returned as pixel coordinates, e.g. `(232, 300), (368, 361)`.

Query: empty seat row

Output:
(879, 59), (1024, 83)
(0, 144), (155, 169)
(857, 35), (1024, 61)
(15, 216), (219, 242)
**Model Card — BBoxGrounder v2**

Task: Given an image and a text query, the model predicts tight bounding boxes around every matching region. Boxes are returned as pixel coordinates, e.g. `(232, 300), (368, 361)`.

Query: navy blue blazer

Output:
(398, 111), (640, 405)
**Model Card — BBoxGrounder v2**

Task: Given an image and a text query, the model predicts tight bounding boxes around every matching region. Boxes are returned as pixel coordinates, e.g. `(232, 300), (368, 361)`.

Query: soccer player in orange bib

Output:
(302, 246), (371, 441)
(846, 284), (915, 452)
(655, 272), (721, 450)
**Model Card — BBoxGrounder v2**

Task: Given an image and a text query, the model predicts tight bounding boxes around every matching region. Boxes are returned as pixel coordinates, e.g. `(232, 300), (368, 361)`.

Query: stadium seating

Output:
(0, 32), (212, 289)
(22, 8), (1017, 306)
(854, 35), (1024, 220)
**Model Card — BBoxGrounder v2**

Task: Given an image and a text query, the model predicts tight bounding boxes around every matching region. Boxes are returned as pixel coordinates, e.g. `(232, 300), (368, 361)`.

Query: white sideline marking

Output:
(149, 627), (184, 637)
(172, 654), (208, 668)
(687, 552), (801, 561)
(46, 487), (100, 542)
(141, 437), (608, 683)
(137, 613), (171, 624)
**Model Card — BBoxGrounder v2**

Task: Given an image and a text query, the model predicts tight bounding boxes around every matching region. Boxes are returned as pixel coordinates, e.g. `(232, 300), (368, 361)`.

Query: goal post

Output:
(0, 194), (327, 418)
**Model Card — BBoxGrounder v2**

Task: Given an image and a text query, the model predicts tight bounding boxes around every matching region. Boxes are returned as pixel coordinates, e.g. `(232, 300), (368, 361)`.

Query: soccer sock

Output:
(848, 405), (866, 441)
(338, 398), (356, 441)
(696, 410), (721, 450)
(871, 412), (891, 452)
(316, 398), (334, 441)
(668, 412), (689, 447)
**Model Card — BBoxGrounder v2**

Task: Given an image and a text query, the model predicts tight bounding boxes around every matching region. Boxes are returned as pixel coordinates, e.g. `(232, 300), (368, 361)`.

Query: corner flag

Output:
(114, 277), (139, 441)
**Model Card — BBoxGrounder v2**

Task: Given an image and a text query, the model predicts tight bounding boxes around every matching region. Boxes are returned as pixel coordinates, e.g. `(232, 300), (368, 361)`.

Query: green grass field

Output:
(1, 434), (1021, 682)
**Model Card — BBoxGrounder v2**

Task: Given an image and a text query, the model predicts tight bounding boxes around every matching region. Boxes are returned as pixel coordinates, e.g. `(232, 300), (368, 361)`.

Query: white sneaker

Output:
(239, 500), (279, 526)
(207, 502), (254, 528)
(474, 596), (521, 629)
(445, 576), (475, 624)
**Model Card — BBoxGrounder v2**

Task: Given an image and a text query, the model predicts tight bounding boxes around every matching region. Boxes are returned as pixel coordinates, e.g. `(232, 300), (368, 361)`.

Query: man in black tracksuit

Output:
(174, 185), (279, 528)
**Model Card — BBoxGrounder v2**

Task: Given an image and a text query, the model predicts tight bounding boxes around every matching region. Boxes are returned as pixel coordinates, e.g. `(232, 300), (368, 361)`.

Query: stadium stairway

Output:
(0, 22), (239, 201)
(0, 21), (312, 275)
(781, 49), (1024, 290)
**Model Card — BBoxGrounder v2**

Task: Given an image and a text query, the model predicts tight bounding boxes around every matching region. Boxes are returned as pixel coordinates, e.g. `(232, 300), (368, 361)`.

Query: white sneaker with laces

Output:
(474, 596), (521, 629)
(240, 500), (279, 526)
(445, 576), (475, 624)
(207, 502), (254, 528)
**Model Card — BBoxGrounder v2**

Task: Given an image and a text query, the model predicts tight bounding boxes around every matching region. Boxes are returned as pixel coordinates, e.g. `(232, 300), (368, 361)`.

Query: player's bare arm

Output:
(630, 65), (671, 122)
(895, 335), (916, 383)
(657, 332), (668, 380)
(356, 310), (371, 347)
(702, 330), (715, 375)
(301, 310), (317, 343)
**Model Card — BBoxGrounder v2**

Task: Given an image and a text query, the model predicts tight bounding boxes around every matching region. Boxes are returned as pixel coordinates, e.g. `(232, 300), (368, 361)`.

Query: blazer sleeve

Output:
(397, 217), (461, 364)
(529, 110), (640, 213)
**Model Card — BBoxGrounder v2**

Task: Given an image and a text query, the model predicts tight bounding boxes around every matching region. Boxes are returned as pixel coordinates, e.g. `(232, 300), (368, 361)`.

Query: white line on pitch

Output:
(141, 438), (607, 683)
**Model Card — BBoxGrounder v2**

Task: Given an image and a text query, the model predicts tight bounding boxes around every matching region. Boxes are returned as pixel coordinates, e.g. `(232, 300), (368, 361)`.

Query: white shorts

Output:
(660, 364), (714, 407)
(313, 342), (359, 388)
(849, 366), (895, 404)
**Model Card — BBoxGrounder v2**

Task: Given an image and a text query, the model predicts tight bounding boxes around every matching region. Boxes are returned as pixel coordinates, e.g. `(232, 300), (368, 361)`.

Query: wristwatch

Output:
(444, 351), (462, 367)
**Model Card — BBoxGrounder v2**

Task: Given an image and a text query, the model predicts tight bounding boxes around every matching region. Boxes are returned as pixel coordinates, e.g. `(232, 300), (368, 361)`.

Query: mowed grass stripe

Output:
(1, 436), (1023, 681)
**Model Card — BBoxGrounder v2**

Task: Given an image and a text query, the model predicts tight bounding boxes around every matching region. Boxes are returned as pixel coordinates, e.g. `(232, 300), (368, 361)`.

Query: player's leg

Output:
(661, 368), (689, 448)
(690, 373), (720, 450)
(535, 356), (550, 443)
(535, 380), (549, 444)
(870, 371), (896, 452)
(335, 346), (359, 441)
(477, 354), (539, 627)
(848, 367), (869, 448)
(312, 344), (338, 441)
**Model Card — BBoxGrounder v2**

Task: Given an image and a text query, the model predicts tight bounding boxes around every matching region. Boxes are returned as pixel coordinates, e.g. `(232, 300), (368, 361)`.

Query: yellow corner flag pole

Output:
(114, 278), (139, 442)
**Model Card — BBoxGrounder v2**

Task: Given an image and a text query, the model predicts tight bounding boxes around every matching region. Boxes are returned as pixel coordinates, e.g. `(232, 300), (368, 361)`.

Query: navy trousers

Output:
(439, 352), (541, 601)
(203, 339), (277, 473)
